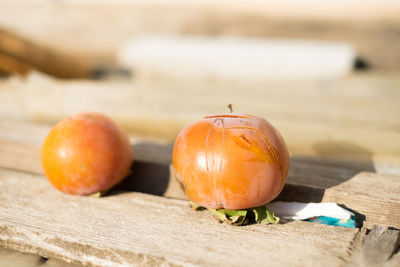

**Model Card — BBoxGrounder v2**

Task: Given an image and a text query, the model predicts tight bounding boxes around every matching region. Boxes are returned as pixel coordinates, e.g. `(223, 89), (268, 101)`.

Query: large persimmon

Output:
(172, 112), (289, 210)
(42, 113), (133, 195)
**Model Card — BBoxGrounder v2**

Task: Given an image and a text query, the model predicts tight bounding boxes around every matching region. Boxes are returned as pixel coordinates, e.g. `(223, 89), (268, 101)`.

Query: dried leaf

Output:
(190, 203), (279, 226)
(252, 206), (280, 224)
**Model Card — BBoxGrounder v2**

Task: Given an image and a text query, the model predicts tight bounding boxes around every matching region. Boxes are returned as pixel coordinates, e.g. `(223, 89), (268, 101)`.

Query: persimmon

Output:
(41, 113), (133, 195)
(172, 111), (290, 211)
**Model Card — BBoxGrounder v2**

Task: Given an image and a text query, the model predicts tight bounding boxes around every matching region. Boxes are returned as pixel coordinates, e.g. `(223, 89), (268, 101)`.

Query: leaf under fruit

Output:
(190, 201), (279, 226)
(252, 206), (280, 224)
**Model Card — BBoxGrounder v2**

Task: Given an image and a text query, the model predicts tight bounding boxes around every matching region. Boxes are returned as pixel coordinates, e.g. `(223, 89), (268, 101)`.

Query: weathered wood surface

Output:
(1, 72), (399, 175)
(0, 168), (366, 266)
(0, 117), (399, 229)
(0, 122), (399, 265)
(359, 226), (400, 266)
(1, 167), (399, 266)
(2, 139), (398, 229)
(322, 172), (400, 229)
(0, 1), (399, 70)
(0, 68), (399, 265)
(347, 226), (400, 267)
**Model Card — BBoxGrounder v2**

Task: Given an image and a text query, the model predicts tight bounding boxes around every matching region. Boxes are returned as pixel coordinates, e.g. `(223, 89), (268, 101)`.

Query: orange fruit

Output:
(172, 113), (289, 209)
(41, 113), (133, 195)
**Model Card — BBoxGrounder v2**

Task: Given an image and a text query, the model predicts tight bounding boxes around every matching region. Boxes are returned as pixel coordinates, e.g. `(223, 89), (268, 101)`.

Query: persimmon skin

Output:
(172, 113), (290, 210)
(41, 113), (133, 195)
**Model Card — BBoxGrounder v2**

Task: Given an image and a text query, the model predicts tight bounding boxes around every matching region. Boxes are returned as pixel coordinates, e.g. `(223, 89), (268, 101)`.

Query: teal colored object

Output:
(267, 201), (357, 228)
(306, 216), (356, 228)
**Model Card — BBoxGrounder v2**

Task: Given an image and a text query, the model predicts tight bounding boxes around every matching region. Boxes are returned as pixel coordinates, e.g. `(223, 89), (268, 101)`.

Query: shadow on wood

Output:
(339, 204), (366, 228)
(279, 140), (376, 203)
(111, 161), (170, 197)
(313, 140), (376, 173)
(109, 141), (375, 204)
(108, 142), (175, 197)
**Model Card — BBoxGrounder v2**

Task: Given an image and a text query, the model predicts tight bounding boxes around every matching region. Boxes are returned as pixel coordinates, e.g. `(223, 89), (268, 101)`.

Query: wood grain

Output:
(0, 118), (398, 229)
(1, 167), (398, 266)
(0, 120), (360, 199)
(361, 226), (400, 266)
(0, 168), (359, 266)
(349, 225), (400, 267)
(0, 113), (398, 265)
(323, 172), (400, 229)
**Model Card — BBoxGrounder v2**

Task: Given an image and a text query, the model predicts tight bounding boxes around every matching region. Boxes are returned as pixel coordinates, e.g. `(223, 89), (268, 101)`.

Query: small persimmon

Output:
(172, 112), (289, 210)
(41, 113), (133, 195)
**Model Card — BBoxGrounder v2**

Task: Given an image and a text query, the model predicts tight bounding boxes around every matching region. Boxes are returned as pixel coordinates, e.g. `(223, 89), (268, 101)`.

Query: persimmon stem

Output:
(227, 104), (233, 113)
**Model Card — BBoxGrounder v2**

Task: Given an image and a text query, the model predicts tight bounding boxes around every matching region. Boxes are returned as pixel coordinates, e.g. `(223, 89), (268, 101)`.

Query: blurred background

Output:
(0, 0), (399, 174)
(0, 0), (400, 265)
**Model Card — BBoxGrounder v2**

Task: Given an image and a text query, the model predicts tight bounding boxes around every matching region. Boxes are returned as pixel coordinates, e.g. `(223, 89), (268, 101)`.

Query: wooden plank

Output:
(0, 1), (399, 70)
(0, 168), (359, 266)
(322, 172), (400, 229)
(361, 226), (400, 266)
(258, 171), (400, 229)
(386, 252), (400, 267)
(0, 139), (42, 174)
(349, 225), (400, 267)
(0, 29), (98, 78)
(0, 73), (399, 175)
(0, 123), (358, 198)
(0, 117), (362, 177)
(0, 120), (399, 229)
(0, 118), (51, 146)
(0, 117), (173, 175)
(0, 116), (379, 187)
(0, 119), (398, 264)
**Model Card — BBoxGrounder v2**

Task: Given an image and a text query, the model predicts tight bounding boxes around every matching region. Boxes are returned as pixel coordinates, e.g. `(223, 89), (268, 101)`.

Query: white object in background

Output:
(266, 202), (354, 220)
(118, 36), (356, 81)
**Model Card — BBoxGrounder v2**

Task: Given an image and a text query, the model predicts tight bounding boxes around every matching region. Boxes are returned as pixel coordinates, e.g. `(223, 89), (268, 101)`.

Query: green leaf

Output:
(219, 209), (248, 225)
(207, 208), (229, 222)
(252, 206), (280, 224)
(207, 208), (248, 225)
(190, 202), (280, 226)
